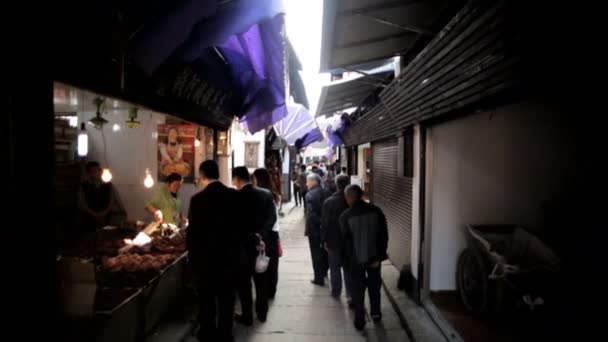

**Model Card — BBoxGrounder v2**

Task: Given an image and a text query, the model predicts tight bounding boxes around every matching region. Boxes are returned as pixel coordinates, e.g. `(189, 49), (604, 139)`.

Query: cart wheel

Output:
(457, 248), (491, 315)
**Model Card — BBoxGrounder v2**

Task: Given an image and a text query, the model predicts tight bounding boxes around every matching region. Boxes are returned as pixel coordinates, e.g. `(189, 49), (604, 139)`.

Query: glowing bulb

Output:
(144, 169), (154, 188)
(101, 168), (113, 183)
(77, 123), (88, 157)
(195, 139), (201, 147)
(113, 123), (121, 132)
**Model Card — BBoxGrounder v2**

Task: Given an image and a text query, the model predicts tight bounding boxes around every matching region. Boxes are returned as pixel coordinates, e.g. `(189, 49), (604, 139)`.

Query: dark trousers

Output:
(350, 263), (382, 326)
(301, 190), (308, 211)
(267, 255), (279, 298)
(196, 270), (236, 342)
(237, 261), (269, 320)
(308, 235), (328, 283)
(328, 248), (352, 298)
(293, 185), (301, 206)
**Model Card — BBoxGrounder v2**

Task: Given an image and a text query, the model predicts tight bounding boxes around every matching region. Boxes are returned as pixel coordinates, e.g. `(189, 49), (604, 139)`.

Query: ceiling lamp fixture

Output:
(126, 107), (141, 128)
(89, 97), (108, 128)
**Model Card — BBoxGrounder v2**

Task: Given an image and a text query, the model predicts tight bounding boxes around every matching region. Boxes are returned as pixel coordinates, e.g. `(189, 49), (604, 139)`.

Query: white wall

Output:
(82, 109), (205, 221)
(426, 100), (572, 291)
(230, 123), (266, 185)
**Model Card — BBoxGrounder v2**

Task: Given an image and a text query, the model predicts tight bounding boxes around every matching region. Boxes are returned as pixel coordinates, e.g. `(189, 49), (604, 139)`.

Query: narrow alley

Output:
(180, 203), (411, 342)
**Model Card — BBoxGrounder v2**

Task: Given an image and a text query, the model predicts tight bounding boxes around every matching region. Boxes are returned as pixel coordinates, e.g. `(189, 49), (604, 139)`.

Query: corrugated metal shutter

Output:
(372, 139), (412, 269)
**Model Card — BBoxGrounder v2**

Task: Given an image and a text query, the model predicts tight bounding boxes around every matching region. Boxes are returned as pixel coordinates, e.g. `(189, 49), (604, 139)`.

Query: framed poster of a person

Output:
(158, 124), (195, 183)
(245, 142), (259, 169)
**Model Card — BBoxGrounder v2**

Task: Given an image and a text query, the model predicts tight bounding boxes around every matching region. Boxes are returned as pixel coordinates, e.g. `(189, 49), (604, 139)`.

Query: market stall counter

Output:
(58, 223), (189, 342)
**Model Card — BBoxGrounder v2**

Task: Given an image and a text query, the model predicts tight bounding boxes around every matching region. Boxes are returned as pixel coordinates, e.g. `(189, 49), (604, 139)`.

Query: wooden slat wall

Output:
(343, 0), (518, 146)
(372, 139), (412, 269)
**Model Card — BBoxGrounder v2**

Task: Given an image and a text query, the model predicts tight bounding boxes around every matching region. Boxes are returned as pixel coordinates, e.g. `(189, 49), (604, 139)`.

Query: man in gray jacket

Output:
(340, 184), (389, 331)
(305, 173), (331, 286)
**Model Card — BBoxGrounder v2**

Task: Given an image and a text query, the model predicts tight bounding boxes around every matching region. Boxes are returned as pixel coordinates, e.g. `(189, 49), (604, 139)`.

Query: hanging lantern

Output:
(143, 169), (154, 188)
(89, 97), (108, 128)
(77, 123), (88, 157)
(101, 168), (113, 183)
(126, 107), (141, 128)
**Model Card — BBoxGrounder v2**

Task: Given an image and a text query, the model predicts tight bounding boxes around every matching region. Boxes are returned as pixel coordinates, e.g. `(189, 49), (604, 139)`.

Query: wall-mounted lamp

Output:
(126, 107), (141, 128)
(89, 97), (108, 128)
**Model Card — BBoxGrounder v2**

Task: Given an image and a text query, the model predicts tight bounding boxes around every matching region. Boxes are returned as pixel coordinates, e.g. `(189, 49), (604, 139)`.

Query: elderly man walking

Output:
(340, 184), (389, 331)
(321, 174), (353, 301)
(305, 173), (331, 286)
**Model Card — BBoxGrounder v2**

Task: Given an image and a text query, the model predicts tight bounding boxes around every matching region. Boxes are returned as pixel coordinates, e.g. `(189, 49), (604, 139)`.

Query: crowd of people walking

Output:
(185, 159), (388, 342)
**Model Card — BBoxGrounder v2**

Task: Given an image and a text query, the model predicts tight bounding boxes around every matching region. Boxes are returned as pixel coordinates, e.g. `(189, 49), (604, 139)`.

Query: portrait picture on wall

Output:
(244, 142), (259, 169)
(158, 124), (195, 183)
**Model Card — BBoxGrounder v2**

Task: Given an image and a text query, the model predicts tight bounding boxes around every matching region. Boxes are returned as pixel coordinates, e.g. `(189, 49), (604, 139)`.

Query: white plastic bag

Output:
(255, 251), (270, 274)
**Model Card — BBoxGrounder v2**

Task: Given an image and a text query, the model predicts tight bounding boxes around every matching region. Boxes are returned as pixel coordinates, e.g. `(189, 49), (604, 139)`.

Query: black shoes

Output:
(234, 314), (253, 326)
(371, 313), (382, 322)
(310, 279), (325, 286)
(354, 321), (366, 331)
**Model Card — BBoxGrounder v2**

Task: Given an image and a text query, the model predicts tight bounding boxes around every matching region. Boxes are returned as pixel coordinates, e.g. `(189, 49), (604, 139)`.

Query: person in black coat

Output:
(305, 173), (331, 286)
(340, 184), (389, 331)
(232, 166), (277, 325)
(186, 160), (244, 342)
(321, 174), (352, 300)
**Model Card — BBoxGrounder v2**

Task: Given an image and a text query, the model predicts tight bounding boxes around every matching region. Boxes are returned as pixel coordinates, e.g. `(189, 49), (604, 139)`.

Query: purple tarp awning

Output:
(221, 15), (287, 133)
(130, 0), (287, 134)
(130, 0), (285, 75)
(273, 103), (317, 145)
(295, 127), (324, 150)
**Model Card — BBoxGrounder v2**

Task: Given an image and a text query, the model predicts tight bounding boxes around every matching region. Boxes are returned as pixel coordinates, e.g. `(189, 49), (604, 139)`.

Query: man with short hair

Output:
(78, 161), (121, 232)
(305, 173), (331, 286)
(232, 166), (277, 325)
(321, 175), (352, 300)
(340, 184), (389, 331)
(186, 160), (243, 342)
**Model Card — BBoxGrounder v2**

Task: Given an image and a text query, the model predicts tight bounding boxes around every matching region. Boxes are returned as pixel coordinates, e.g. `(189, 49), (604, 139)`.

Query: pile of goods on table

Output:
(63, 223), (187, 287)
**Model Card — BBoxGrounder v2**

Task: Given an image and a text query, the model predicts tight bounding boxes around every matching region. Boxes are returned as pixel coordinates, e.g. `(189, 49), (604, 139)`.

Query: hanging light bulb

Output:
(195, 139), (201, 147)
(143, 169), (154, 188)
(77, 123), (88, 157)
(101, 168), (113, 183)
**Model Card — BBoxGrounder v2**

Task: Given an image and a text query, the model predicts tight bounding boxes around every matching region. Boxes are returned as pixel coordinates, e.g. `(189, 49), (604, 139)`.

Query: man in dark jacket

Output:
(305, 173), (331, 286)
(340, 184), (389, 331)
(186, 160), (243, 342)
(232, 166), (277, 325)
(298, 164), (309, 212)
(321, 174), (352, 299)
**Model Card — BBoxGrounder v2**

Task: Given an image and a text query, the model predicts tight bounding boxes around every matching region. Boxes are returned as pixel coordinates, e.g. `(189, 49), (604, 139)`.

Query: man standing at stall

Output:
(187, 160), (243, 342)
(232, 166), (277, 325)
(78, 161), (122, 233)
(145, 172), (185, 225)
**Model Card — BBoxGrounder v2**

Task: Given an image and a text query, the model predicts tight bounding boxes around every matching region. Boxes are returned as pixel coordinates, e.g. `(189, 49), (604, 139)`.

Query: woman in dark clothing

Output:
(252, 168), (281, 299)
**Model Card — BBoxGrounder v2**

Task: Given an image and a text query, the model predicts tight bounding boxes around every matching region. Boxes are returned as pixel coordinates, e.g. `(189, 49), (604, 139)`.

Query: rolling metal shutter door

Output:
(372, 139), (412, 269)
